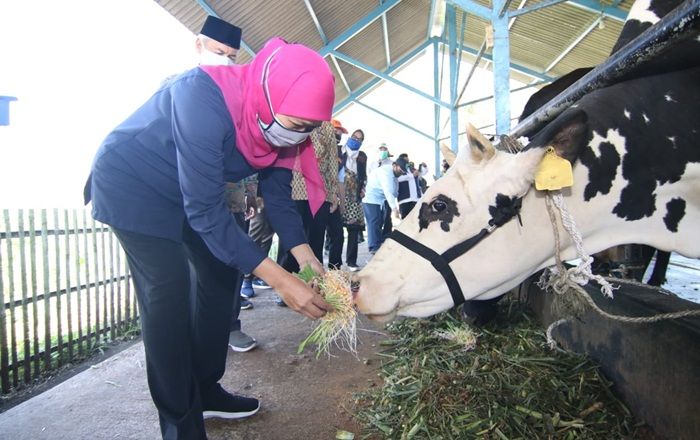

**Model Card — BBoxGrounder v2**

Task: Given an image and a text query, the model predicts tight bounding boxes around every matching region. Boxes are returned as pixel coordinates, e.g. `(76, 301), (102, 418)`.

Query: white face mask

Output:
(199, 47), (233, 66)
(259, 119), (312, 147)
(256, 48), (312, 147)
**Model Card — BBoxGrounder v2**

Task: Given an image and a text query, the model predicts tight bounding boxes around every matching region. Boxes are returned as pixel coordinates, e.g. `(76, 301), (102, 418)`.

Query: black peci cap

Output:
(200, 16), (242, 49)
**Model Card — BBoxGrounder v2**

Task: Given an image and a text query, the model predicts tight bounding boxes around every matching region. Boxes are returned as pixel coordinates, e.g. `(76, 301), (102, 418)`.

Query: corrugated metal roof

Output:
(154, 0), (632, 108)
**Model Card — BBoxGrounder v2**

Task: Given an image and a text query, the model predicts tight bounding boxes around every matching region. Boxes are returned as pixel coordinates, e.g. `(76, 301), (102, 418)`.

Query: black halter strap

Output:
(388, 197), (522, 307)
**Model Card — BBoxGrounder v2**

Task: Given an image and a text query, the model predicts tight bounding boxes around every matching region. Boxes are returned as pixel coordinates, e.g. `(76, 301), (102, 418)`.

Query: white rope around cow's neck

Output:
(554, 191), (615, 297)
(538, 191), (616, 298)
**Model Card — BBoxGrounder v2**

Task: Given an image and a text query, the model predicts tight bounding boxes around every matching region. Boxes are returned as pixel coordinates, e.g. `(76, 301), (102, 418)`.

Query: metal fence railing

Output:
(0, 208), (138, 394)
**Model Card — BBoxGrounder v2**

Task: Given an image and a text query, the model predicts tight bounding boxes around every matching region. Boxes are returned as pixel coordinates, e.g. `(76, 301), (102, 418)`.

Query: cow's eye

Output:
(431, 199), (447, 213)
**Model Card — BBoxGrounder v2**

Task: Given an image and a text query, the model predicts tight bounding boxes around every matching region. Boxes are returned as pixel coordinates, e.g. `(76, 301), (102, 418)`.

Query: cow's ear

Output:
(465, 122), (496, 163)
(440, 142), (457, 167)
(526, 108), (589, 164)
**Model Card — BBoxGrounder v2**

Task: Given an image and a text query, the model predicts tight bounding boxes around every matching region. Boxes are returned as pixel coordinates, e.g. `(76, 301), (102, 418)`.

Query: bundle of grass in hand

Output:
(296, 266), (358, 358)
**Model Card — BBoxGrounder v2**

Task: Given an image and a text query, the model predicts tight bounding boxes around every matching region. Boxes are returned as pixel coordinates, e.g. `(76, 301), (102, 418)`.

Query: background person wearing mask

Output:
(367, 143), (395, 241)
(325, 119), (349, 270)
(367, 142), (393, 175)
(341, 129), (367, 271)
(362, 159), (401, 255)
(84, 37), (334, 439)
(196, 15), (240, 65)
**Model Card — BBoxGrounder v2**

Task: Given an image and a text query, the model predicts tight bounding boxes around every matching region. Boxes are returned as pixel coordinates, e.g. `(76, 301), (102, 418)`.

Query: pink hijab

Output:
(201, 38), (335, 214)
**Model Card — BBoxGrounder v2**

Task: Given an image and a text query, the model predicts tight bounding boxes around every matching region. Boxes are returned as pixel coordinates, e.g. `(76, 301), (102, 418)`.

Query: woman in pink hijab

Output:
(85, 37), (335, 439)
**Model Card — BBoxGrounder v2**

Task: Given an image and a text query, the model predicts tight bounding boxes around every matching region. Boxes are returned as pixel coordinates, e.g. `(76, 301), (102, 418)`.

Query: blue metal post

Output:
(447, 4), (459, 153)
(433, 40), (441, 177)
(492, 0), (511, 135)
(0, 96), (17, 126)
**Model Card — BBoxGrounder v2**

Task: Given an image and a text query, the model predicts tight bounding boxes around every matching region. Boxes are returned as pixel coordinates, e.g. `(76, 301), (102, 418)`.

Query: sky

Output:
(0, 0), (536, 208)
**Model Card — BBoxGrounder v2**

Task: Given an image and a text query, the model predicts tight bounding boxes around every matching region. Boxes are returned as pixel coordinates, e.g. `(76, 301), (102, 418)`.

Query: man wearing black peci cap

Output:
(196, 15), (242, 66)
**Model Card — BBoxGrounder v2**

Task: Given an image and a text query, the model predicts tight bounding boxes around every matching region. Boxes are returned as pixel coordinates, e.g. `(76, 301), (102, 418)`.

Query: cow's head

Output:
(355, 109), (589, 320)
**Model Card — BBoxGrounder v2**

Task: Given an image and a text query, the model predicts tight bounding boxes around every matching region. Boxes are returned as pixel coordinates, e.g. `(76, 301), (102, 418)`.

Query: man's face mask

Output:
(199, 43), (234, 66)
(257, 50), (313, 147)
(379, 150), (390, 161)
(346, 137), (363, 151)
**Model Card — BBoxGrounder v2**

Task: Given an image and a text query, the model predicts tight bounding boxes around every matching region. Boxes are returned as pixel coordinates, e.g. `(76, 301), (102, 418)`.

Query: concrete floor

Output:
(0, 239), (382, 440)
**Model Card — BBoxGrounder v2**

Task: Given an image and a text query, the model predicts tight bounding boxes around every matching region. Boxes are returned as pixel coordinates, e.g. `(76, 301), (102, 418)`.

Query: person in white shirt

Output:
(362, 160), (402, 254)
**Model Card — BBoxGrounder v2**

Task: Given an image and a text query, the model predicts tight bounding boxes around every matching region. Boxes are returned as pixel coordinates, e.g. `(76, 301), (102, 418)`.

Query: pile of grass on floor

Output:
(353, 301), (644, 439)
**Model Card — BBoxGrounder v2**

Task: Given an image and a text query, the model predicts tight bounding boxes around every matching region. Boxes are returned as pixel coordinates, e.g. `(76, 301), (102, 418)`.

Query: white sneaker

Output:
(347, 265), (360, 272)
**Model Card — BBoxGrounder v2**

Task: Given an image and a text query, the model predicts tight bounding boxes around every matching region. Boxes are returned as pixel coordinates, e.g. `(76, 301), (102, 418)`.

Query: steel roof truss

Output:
(333, 39), (433, 113)
(330, 50), (452, 109)
(318, 0), (402, 58)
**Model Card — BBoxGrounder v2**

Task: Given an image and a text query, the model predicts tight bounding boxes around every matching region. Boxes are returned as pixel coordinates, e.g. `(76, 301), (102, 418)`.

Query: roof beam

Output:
(330, 49), (452, 109)
(303, 0), (352, 94)
(457, 80), (550, 109)
(499, 0), (516, 17)
(566, 0), (627, 22)
(196, 0), (255, 57)
(433, 37), (554, 81)
(446, 0), (490, 20)
(334, 39), (432, 113)
(545, 15), (602, 72)
(380, 1), (392, 66)
(303, 0), (328, 42)
(319, 0), (403, 57)
(454, 39), (487, 106)
(353, 100), (434, 140)
(331, 57), (353, 94)
(509, 0), (569, 18)
(449, 0), (627, 23)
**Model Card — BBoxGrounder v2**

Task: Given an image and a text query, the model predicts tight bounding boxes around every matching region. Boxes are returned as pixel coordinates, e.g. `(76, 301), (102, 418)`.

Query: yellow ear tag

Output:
(535, 147), (574, 191)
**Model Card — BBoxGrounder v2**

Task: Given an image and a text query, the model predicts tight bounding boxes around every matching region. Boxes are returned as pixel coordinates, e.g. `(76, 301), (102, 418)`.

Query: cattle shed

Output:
(154, 0), (635, 165)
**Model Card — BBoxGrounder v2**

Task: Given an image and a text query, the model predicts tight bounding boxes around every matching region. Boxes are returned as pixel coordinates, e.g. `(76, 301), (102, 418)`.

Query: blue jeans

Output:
(363, 202), (384, 253)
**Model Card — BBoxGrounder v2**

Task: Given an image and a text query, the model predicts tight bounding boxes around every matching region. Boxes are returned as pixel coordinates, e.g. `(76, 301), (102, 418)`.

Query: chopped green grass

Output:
(352, 301), (647, 439)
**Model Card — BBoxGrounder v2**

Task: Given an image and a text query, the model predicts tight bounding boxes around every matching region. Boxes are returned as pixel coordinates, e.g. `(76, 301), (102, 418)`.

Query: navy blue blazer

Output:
(85, 68), (305, 274)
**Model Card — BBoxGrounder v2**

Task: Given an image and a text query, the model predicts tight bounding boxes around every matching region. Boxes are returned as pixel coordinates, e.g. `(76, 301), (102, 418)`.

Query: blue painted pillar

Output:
(433, 40), (441, 177)
(492, 0), (511, 135)
(447, 4), (459, 153)
(0, 96), (18, 126)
